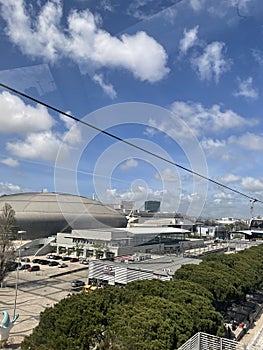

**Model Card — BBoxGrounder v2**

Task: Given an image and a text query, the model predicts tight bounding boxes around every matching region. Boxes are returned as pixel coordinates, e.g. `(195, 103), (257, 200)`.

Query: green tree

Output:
(0, 203), (17, 283)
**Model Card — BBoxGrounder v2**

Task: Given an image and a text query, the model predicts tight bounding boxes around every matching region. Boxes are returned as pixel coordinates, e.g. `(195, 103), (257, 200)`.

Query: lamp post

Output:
(13, 230), (26, 318)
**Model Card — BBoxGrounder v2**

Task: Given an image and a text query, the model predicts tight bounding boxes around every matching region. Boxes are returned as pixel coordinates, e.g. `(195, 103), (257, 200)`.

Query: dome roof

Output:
(0, 192), (127, 239)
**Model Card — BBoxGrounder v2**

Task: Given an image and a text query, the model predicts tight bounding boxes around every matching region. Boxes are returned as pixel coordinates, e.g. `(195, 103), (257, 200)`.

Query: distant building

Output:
(144, 200), (160, 213)
(0, 192), (127, 240)
(54, 226), (203, 258)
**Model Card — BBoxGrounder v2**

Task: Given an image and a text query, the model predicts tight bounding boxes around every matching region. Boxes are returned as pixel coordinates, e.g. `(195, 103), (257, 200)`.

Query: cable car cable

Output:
(0, 82), (262, 205)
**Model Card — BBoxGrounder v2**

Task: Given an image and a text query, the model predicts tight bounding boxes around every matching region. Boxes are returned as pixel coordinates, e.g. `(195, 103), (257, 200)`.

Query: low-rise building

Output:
(88, 255), (202, 286)
(54, 226), (204, 258)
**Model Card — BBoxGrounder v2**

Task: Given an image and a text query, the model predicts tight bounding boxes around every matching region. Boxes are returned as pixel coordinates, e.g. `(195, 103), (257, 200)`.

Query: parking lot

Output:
(0, 256), (90, 348)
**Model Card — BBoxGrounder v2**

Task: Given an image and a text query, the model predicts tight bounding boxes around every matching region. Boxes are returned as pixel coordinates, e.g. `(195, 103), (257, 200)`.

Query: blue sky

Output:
(0, 0), (263, 219)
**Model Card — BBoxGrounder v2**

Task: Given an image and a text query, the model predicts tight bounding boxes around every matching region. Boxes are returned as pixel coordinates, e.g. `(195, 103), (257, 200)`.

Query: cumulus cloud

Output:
(120, 159), (138, 171)
(0, 157), (19, 167)
(229, 132), (263, 151)
(201, 138), (226, 150)
(170, 101), (255, 137)
(0, 182), (23, 195)
(222, 174), (263, 193)
(179, 26), (199, 55)
(0, 0), (169, 83)
(241, 177), (263, 192)
(233, 77), (258, 100)
(6, 131), (68, 161)
(59, 113), (82, 145)
(222, 174), (241, 184)
(213, 192), (233, 204)
(0, 92), (82, 162)
(191, 42), (231, 82)
(0, 91), (54, 135)
(93, 73), (117, 99)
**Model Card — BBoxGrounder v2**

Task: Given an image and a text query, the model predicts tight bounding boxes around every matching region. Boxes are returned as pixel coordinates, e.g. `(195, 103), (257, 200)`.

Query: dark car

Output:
(70, 257), (79, 263)
(38, 259), (49, 265)
(48, 261), (59, 266)
(21, 257), (30, 262)
(28, 265), (40, 272)
(71, 280), (85, 288)
(32, 258), (40, 264)
(6, 261), (21, 271)
(61, 256), (71, 261)
(52, 255), (62, 260)
(19, 264), (31, 270)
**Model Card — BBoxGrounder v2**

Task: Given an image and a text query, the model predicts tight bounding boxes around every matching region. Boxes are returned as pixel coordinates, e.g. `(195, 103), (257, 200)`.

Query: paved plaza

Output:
(0, 261), (89, 348)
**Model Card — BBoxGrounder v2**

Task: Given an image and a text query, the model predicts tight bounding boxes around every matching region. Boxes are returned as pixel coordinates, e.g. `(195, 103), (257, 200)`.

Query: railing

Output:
(177, 332), (259, 350)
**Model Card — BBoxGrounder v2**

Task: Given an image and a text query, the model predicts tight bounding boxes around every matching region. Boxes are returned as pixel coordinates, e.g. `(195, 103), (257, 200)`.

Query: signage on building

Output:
(103, 266), (115, 276)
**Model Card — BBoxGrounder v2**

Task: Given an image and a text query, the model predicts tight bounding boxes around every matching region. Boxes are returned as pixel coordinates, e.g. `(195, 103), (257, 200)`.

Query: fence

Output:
(177, 332), (258, 350)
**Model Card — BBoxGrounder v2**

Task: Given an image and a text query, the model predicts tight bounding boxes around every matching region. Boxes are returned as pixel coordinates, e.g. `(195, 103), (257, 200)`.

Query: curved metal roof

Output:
(0, 192), (127, 239)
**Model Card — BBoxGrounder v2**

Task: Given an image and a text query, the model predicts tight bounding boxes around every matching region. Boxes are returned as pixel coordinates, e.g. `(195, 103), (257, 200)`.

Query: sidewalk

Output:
(240, 309), (263, 348)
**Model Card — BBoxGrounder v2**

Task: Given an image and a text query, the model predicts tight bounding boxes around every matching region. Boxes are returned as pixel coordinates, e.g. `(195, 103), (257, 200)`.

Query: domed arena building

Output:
(0, 192), (127, 240)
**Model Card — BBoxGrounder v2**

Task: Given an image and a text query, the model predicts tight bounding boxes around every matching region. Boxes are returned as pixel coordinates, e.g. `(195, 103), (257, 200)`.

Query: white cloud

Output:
(93, 73), (117, 99)
(171, 101), (254, 137)
(233, 77), (258, 100)
(201, 138), (226, 150)
(0, 95), (82, 163)
(100, 0), (114, 12)
(0, 182), (22, 195)
(0, 157), (19, 167)
(229, 132), (263, 151)
(155, 168), (179, 182)
(222, 174), (241, 184)
(191, 42), (231, 82)
(0, 0), (169, 83)
(120, 159), (138, 171)
(190, 0), (254, 17)
(0, 91), (54, 135)
(213, 192), (234, 205)
(189, 0), (205, 11)
(241, 177), (263, 192)
(221, 174), (263, 193)
(214, 192), (234, 199)
(179, 26), (199, 55)
(59, 113), (82, 145)
(6, 131), (68, 161)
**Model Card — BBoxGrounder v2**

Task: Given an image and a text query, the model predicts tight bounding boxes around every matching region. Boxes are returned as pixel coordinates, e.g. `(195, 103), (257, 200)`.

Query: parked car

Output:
(46, 254), (54, 259)
(32, 258), (40, 264)
(6, 261), (21, 271)
(80, 259), (89, 265)
(19, 264), (31, 270)
(70, 257), (79, 263)
(58, 263), (68, 268)
(21, 257), (30, 262)
(38, 259), (49, 265)
(71, 280), (85, 288)
(28, 265), (40, 272)
(61, 256), (71, 261)
(52, 255), (62, 260)
(48, 261), (59, 266)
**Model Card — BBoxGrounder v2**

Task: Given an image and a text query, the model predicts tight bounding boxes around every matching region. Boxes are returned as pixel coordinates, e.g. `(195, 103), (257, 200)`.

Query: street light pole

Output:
(13, 230), (26, 318)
